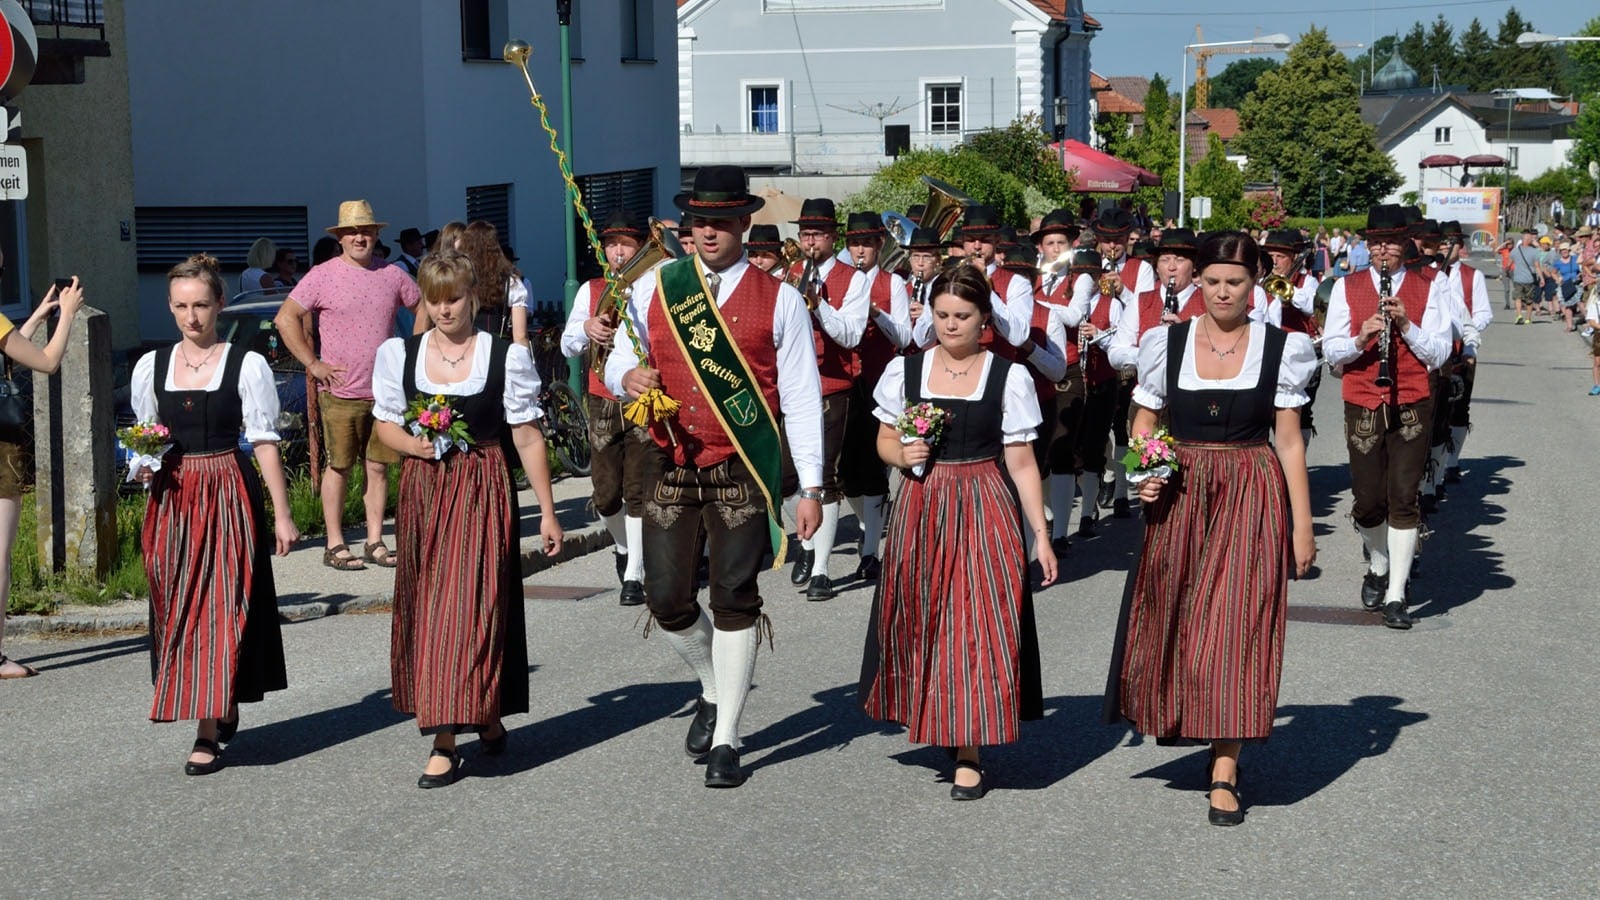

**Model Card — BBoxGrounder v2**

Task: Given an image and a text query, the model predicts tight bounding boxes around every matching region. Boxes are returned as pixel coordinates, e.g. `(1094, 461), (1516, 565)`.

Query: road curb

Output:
(7, 525), (614, 638)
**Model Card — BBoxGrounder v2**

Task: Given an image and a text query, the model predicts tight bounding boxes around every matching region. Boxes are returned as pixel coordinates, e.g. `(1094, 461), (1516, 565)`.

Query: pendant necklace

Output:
(179, 343), (220, 373)
(437, 335), (470, 368)
(1200, 317), (1246, 360)
(940, 349), (978, 379)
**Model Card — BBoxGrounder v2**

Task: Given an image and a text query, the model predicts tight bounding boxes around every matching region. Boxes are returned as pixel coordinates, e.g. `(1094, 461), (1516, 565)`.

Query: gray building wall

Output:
(125, 0), (678, 341)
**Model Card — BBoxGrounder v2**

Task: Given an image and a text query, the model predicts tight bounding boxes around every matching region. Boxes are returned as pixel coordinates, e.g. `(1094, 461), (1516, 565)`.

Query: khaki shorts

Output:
(319, 394), (399, 469)
(0, 437), (23, 500)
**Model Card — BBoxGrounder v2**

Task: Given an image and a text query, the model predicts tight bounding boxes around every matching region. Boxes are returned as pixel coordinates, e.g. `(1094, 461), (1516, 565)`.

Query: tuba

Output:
(878, 211), (917, 274)
(918, 176), (975, 242)
(591, 218), (685, 375)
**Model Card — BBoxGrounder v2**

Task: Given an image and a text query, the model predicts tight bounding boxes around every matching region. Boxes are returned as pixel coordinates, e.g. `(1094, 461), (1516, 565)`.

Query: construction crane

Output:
(1190, 26), (1360, 109)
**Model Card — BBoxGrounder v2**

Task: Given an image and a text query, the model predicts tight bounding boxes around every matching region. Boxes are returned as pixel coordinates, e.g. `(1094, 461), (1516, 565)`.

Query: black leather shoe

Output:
(1112, 497), (1131, 519)
(184, 738), (224, 777)
(685, 696), (717, 757)
(1097, 480), (1115, 510)
(950, 760), (986, 801)
(854, 555), (881, 582)
(789, 548), (813, 586)
(479, 724), (507, 757)
(1419, 493), (1438, 515)
(1050, 536), (1071, 557)
(417, 748), (461, 789)
(1077, 517), (1096, 538)
(1207, 781), (1244, 826)
(806, 575), (837, 602)
(1360, 572), (1388, 611)
(1381, 601), (1414, 630)
(704, 744), (747, 788)
(614, 551), (627, 584)
(1445, 466), (1462, 484)
(619, 580), (645, 606)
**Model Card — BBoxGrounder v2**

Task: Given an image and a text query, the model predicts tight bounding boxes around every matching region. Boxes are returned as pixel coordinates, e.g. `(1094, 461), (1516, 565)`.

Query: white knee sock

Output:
(1357, 523), (1390, 576)
(710, 624), (759, 749)
(811, 502), (840, 577)
(657, 610), (717, 704)
(623, 516), (645, 581)
(603, 511), (627, 553)
(1050, 474), (1076, 539)
(1385, 527), (1418, 605)
(859, 495), (885, 560)
(1447, 426), (1468, 467)
(1111, 445), (1129, 501)
(1077, 472), (1100, 521)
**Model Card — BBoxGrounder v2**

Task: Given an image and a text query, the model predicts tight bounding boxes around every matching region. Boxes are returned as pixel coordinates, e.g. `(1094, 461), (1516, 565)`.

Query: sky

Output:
(1088, 0), (1583, 90)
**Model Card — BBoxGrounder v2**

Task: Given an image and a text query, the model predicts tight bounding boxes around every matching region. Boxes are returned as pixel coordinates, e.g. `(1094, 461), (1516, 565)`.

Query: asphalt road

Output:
(2, 300), (1595, 898)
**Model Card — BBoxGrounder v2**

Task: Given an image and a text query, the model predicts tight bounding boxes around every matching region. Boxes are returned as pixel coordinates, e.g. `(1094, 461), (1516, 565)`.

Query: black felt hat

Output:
(1069, 248), (1104, 274)
(745, 224), (781, 252)
(1130, 239), (1156, 261)
(793, 197), (839, 228)
(1263, 229), (1303, 253)
(996, 226), (1021, 253)
(1032, 208), (1077, 241)
(1093, 207), (1134, 239)
(843, 211), (886, 238)
(960, 204), (1002, 238)
(399, 227), (424, 244)
(673, 165), (765, 219)
(1365, 204), (1410, 240)
(904, 226), (942, 251)
(907, 204), (927, 222)
(1156, 228), (1200, 257)
(600, 210), (648, 241)
(1440, 220), (1465, 241)
(1412, 218), (1443, 241)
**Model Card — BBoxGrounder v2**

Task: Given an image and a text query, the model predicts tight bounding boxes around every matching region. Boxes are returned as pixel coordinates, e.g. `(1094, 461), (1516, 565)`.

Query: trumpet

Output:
(1375, 260), (1394, 388)
(591, 218), (685, 375)
(787, 257), (823, 310)
(1262, 272), (1295, 303)
(1164, 276), (1179, 315)
(779, 237), (803, 271)
(1098, 270), (1123, 299)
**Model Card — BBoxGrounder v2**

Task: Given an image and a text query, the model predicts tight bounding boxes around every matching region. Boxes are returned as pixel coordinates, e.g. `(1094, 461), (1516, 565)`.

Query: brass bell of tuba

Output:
(590, 218), (685, 375)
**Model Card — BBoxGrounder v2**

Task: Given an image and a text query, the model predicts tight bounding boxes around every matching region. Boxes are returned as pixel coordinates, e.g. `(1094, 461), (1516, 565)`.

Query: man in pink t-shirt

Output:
(276, 200), (420, 571)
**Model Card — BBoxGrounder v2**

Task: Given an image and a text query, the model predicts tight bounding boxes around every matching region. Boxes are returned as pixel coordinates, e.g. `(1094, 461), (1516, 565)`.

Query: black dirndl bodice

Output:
(905, 350), (1011, 463)
(1164, 321), (1286, 443)
(153, 344), (249, 455)
(400, 332), (510, 442)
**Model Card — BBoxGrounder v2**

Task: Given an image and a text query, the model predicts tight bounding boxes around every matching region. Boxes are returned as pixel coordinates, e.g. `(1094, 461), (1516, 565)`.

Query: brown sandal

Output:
(363, 540), (399, 568)
(0, 654), (39, 679)
(322, 544), (366, 571)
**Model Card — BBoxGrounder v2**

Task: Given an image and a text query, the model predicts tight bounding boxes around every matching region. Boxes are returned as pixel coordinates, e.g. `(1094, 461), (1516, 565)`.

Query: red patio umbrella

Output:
(1462, 154), (1507, 167)
(1048, 139), (1162, 193)
(1419, 154), (1463, 168)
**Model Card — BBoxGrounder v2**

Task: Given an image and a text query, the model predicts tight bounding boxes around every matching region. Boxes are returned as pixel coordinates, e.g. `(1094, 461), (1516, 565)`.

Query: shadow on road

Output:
(481, 679), (701, 777)
(1127, 694), (1428, 806)
(741, 682), (902, 775)
(1412, 454), (1518, 619)
(226, 687), (410, 766)
(22, 635), (148, 672)
(897, 694), (1130, 791)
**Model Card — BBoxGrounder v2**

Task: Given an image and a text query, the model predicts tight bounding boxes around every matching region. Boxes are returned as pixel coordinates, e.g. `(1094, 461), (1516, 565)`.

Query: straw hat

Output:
(325, 200), (388, 235)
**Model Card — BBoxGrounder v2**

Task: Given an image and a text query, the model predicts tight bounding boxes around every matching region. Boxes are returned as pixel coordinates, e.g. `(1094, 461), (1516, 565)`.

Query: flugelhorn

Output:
(1098, 270), (1123, 299)
(1262, 272), (1295, 303)
(591, 218), (685, 375)
(1375, 260), (1395, 388)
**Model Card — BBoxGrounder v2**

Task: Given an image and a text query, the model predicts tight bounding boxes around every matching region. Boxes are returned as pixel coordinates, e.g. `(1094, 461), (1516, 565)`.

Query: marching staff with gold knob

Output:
(1322, 205), (1453, 630)
(781, 198), (870, 601)
(606, 166), (824, 788)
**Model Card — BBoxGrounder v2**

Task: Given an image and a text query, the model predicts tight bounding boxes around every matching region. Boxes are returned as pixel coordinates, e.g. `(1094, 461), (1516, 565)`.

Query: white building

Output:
(124, 0), (678, 341)
(676, 0), (1098, 194)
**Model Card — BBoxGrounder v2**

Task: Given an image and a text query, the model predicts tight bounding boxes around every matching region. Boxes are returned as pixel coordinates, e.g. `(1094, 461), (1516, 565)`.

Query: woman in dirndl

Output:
(372, 251), (563, 789)
(1103, 231), (1317, 826)
(860, 264), (1056, 801)
(134, 253), (299, 775)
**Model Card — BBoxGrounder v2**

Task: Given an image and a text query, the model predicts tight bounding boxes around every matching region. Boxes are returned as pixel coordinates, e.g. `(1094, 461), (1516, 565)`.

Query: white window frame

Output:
(741, 78), (786, 134)
(920, 76), (965, 136)
(1433, 125), (1452, 144)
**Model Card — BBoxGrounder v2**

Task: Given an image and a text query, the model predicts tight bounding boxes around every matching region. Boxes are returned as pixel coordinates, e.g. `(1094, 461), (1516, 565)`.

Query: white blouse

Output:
(1131, 322), (1317, 411)
(131, 344), (282, 443)
(872, 352), (1043, 445)
(371, 331), (543, 427)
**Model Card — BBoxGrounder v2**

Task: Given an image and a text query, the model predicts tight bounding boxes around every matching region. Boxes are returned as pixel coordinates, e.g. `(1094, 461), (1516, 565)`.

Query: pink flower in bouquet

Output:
(913, 416), (930, 435)
(435, 407), (452, 428)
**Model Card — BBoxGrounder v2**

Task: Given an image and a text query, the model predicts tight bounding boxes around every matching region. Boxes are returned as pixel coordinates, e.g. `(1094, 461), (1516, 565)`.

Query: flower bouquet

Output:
(117, 421), (172, 484)
(406, 394), (472, 459)
(1121, 427), (1179, 485)
(895, 401), (950, 478)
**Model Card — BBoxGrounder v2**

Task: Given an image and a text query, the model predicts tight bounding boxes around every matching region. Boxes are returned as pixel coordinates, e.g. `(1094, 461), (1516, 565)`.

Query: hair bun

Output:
(186, 252), (222, 273)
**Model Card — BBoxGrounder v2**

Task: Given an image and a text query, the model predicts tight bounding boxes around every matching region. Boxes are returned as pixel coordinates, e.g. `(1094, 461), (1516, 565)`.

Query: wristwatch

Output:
(798, 488), (824, 501)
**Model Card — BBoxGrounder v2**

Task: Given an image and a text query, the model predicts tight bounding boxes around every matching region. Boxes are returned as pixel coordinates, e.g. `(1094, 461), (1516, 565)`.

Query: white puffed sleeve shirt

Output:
(1131, 322), (1317, 411)
(131, 345), (281, 443)
(372, 332), (543, 426)
(872, 353), (1042, 445)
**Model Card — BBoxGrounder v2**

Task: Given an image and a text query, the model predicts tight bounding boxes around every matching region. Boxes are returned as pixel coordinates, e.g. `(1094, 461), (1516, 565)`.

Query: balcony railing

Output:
(21, 0), (106, 42)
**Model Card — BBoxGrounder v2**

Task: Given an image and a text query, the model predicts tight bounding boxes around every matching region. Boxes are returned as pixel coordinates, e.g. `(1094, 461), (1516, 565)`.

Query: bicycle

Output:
(529, 322), (592, 477)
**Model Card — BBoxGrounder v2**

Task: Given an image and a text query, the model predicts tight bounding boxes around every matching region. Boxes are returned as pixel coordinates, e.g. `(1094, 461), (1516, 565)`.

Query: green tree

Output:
(1568, 16), (1600, 98)
(1185, 133), (1245, 229)
(1347, 35), (1397, 88)
(842, 148), (1030, 227)
(1422, 16), (1458, 88)
(1185, 58), (1279, 110)
(1492, 7), (1566, 94)
(961, 113), (1072, 204)
(1234, 28), (1401, 216)
(1570, 94), (1600, 176)
(1454, 19), (1496, 90)
(1125, 72), (1178, 209)
(1397, 22), (1427, 80)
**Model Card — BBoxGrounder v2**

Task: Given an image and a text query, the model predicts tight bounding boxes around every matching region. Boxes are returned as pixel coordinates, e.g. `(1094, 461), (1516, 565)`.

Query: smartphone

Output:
(53, 277), (74, 294)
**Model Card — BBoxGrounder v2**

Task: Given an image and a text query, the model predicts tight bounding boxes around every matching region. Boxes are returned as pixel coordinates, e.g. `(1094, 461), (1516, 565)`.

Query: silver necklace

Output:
(436, 335), (471, 368)
(940, 350), (978, 379)
(1199, 317), (1246, 359)
(179, 343), (220, 373)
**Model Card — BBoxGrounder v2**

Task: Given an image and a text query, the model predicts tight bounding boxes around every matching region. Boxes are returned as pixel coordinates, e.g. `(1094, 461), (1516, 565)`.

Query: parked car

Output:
(115, 298), (309, 481)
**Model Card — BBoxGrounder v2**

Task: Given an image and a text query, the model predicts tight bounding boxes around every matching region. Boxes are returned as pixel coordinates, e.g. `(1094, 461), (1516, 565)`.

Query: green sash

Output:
(656, 258), (787, 566)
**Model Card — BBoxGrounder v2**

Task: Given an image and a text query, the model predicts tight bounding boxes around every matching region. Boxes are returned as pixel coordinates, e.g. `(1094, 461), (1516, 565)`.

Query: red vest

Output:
(582, 277), (617, 400)
(978, 265), (1024, 363)
(1132, 289), (1165, 344)
(1119, 256), (1141, 294)
(788, 259), (857, 395)
(646, 268), (783, 468)
(1279, 272), (1317, 336)
(1083, 292), (1117, 386)
(1178, 291), (1207, 322)
(1458, 262), (1477, 312)
(1341, 267), (1435, 408)
(856, 269), (898, 387)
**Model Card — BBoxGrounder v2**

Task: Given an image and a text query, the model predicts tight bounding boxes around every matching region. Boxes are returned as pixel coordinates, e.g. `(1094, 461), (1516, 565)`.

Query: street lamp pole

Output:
(557, 0), (580, 391)
(1176, 35), (1292, 228)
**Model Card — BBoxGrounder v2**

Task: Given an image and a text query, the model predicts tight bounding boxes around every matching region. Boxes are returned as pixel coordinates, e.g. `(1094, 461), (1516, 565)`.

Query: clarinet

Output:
(1375, 260), (1394, 388)
(1164, 276), (1179, 315)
